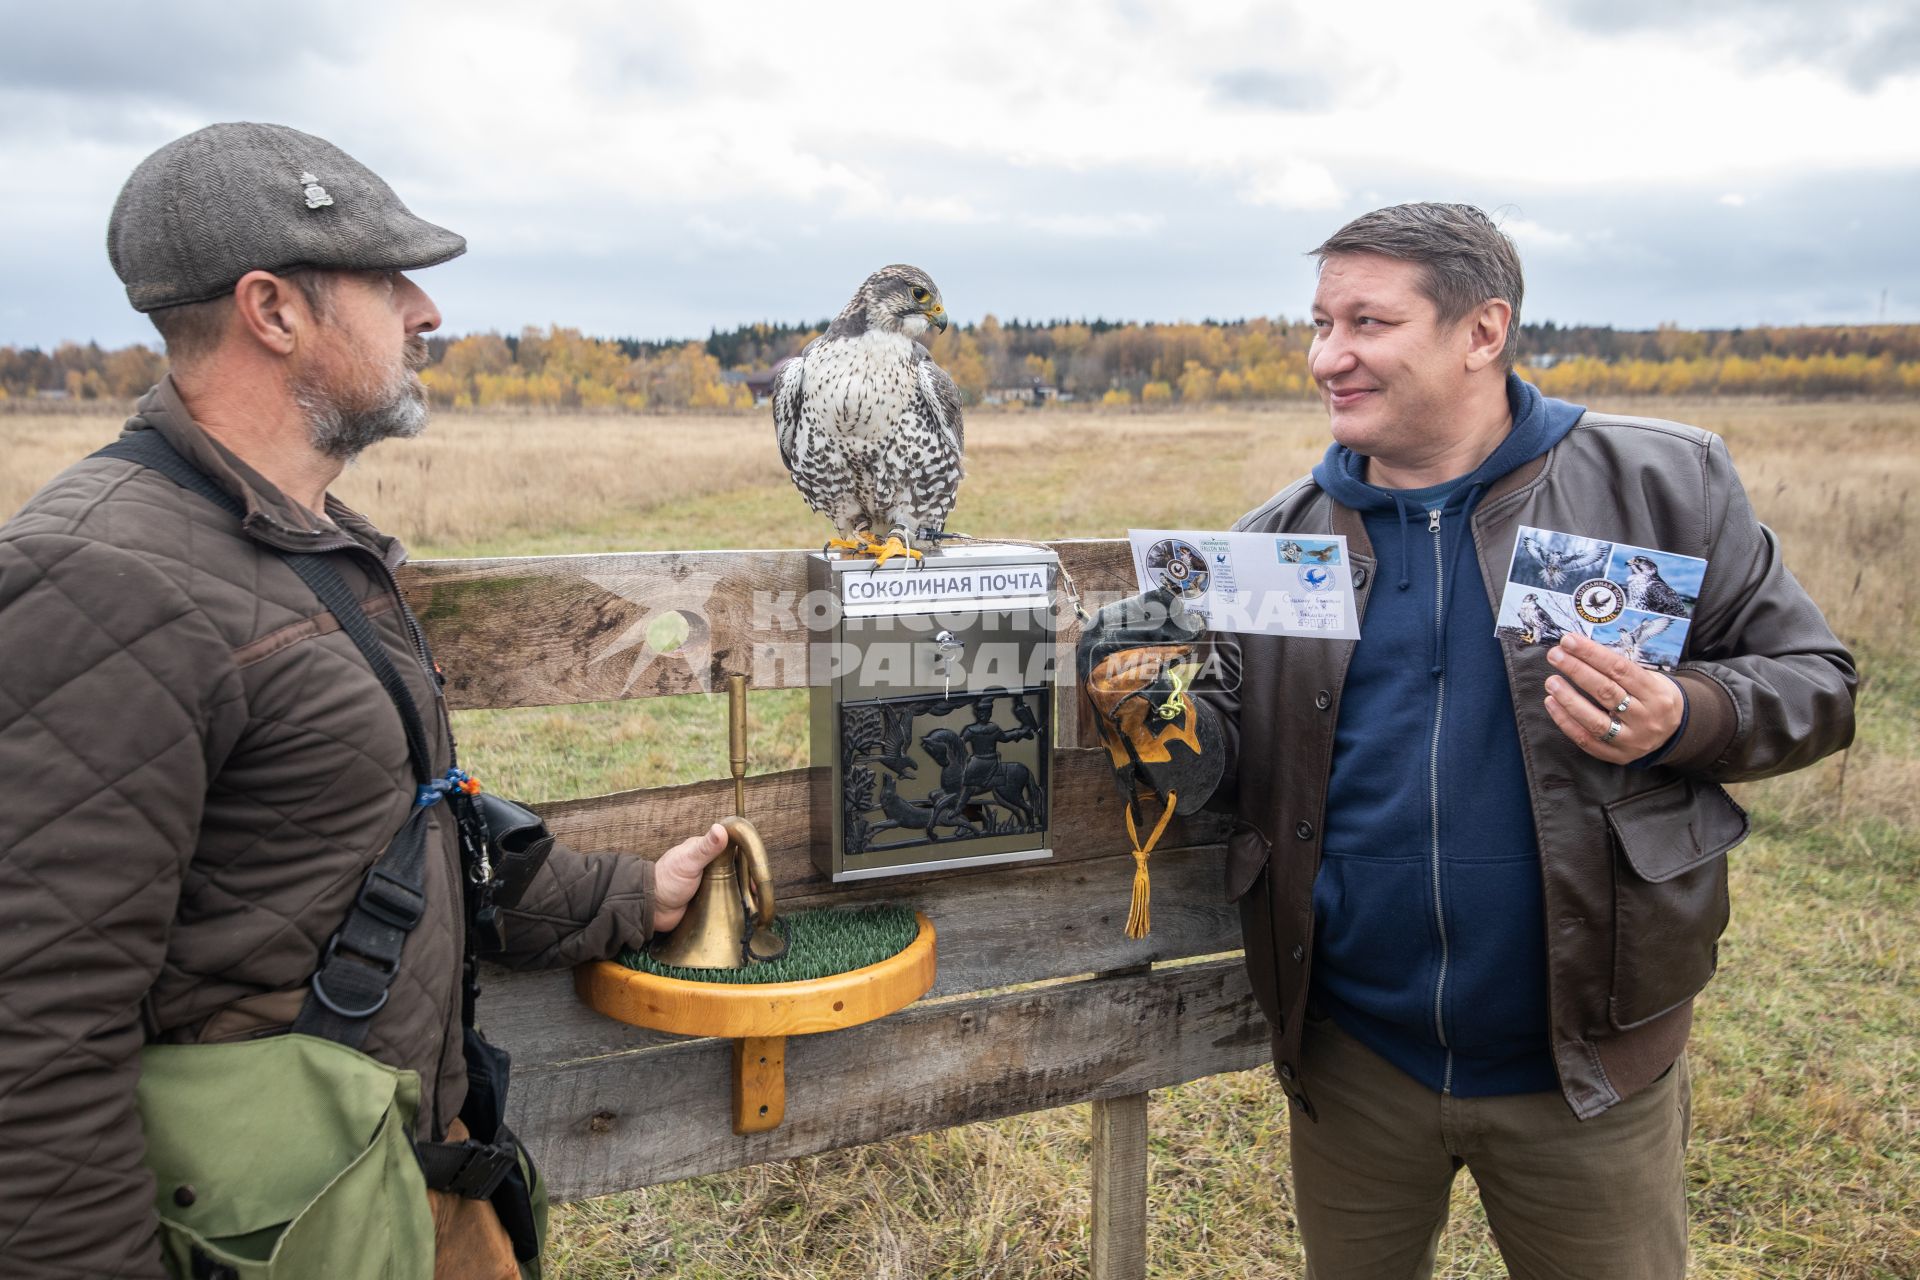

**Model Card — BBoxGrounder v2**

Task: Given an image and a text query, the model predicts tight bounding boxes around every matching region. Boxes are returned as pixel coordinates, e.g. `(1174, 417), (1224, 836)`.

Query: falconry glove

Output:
(1076, 587), (1225, 937)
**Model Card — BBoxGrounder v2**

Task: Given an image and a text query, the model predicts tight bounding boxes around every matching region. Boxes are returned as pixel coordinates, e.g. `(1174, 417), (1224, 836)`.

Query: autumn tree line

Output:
(7, 319), (1920, 411)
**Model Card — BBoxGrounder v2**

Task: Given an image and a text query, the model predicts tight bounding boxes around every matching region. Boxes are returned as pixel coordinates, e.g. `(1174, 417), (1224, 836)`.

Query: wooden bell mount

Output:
(575, 670), (937, 1134)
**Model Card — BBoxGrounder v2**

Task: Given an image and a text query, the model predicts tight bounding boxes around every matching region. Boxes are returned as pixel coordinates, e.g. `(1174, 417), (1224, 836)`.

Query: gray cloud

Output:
(1544, 0), (1920, 91)
(21, 152), (1919, 353)
(0, 3), (362, 105)
(1210, 69), (1333, 112)
(4, 2), (1916, 350)
(1466, 169), (1920, 328)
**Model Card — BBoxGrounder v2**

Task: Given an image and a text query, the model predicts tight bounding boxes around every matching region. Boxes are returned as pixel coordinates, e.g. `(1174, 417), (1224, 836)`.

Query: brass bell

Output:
(651, 675), (788, 969)
(650, 815), (788, 969)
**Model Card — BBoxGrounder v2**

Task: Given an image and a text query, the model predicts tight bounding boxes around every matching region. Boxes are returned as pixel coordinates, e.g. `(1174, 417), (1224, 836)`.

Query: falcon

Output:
(772, 265), (964, 567)
(1603, 614), (1675, 664)
(1520, 531), (1609, 590)
(1518, 592), (1587, 646)
(1624, 555), (1692, 617)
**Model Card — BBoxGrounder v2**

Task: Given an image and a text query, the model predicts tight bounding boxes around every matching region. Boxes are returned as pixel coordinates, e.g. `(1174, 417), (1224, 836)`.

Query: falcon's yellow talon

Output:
(825, 530), (879, 555)
(866, 535), (922, 568)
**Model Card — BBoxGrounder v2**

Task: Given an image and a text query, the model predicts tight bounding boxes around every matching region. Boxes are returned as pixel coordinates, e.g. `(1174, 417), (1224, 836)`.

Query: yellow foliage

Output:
(413, 329), (759, 414)
(927, 328), (989, 403)
(1525, 351), (1920, 398)
(442, 333), (514, 382)
(1177, 360), (1216, 404)
(10, 319), (1920, 417)
(103, 346), (166, 397)
(1100, 387), (1132, 407)
(1050, 323), (1092, 354)
(419, 367), (464, 405)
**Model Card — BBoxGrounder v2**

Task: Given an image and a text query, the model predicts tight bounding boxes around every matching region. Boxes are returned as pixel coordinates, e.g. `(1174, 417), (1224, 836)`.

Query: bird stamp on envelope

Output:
(1495, 524), (1706, 668)
(1128, 528), (1361, 639)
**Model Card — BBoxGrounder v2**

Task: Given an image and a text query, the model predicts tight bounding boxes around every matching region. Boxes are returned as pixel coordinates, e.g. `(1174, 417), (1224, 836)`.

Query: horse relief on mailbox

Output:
(841, 690), (1050, 855)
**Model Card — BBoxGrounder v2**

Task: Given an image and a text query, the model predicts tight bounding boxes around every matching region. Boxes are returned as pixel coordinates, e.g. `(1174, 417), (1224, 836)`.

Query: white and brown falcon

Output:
(772, 265), (965, 566)
(1518, 592), (1587, 646)
(1624, 555), (1692, 617)
(1603, 614), (1676, 663)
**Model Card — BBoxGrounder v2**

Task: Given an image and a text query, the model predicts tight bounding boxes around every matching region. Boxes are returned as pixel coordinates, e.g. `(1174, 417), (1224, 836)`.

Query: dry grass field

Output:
(5, 399), (1917, 1278)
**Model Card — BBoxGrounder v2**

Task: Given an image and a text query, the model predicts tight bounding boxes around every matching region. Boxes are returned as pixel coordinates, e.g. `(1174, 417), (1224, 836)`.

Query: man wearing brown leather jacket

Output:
(1085, 203), (1854, 1278)
(0, 123), (730, 1280)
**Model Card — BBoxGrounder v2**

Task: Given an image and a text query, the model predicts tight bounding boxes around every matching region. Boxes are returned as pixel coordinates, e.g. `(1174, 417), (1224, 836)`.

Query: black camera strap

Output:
(96, 431), (444, 1047)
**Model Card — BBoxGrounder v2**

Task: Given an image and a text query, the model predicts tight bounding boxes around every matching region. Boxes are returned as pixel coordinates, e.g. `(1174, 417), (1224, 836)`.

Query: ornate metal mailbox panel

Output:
(809, 545), (1059, 881)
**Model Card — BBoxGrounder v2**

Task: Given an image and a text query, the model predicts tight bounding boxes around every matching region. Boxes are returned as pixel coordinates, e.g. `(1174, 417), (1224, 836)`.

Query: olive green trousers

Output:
(1289, 1015), (1691, 1280)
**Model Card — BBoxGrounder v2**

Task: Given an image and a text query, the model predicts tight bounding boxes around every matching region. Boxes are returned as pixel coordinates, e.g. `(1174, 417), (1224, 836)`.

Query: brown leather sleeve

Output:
(1660, 668), (1739, 774)
(1195, 633), (1243, 812)
(1672, 435), (1857, 781)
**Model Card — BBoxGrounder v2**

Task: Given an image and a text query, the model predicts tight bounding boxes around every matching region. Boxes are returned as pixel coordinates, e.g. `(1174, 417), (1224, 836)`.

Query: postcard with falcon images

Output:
(1494, 524), (1707, 669)
(1127, 528), (1360, 639)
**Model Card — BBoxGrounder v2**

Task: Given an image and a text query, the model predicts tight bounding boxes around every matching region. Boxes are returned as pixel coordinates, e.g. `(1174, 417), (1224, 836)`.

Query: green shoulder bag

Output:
(138, 1033), (434, 1278)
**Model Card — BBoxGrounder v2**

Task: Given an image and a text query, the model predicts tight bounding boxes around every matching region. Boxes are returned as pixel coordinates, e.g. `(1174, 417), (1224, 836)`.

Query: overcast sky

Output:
(3, 0), (1918, 349)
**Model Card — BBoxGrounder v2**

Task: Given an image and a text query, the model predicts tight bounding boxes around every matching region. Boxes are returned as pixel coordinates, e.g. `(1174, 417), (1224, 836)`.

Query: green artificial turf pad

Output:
(618, 903), (921, 984)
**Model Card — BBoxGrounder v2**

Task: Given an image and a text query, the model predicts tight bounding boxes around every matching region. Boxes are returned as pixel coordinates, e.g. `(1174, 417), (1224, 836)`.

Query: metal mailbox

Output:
(809, 543), (1060, 881)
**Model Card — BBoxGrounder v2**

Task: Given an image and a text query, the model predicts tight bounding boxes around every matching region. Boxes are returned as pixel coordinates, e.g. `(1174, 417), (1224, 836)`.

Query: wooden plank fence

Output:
(398, 539), (1268, 1276)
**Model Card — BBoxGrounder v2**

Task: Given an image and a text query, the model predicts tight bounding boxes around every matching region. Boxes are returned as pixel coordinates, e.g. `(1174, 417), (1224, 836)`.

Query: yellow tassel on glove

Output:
(1122, 791), (1178, 939)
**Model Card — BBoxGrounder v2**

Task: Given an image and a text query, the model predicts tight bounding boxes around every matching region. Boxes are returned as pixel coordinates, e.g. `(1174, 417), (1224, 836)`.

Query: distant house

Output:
(727, 369), (780, 405)
(984, 378), (1059, 406)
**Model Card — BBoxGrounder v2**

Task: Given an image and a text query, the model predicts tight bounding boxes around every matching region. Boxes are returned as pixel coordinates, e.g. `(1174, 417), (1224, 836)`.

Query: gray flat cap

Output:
(109, 122), (466, 313)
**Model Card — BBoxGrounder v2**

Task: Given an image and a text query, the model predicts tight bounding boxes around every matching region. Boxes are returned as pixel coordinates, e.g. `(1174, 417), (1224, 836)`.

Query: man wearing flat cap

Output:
(0, 123), (728, 1279)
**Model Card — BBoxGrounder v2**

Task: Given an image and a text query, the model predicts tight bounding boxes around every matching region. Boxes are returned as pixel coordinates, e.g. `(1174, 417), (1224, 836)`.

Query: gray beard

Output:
(295, 370), (430, 461)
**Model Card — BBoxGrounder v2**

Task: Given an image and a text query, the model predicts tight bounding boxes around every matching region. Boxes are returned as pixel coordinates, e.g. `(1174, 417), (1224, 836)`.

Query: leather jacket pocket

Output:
(1606, 778), (1748, 1030)
(1227, 821), (1282, 1029)
(1225, 819), (1271, 902)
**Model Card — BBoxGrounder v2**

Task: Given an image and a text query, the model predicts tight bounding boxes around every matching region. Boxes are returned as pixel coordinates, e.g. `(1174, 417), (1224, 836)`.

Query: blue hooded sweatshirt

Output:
(1308, 374), (1587, 1097)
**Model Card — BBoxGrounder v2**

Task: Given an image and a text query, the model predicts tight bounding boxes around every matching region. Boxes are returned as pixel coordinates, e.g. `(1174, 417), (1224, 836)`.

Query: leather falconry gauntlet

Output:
(1075, 586), (1225, 817)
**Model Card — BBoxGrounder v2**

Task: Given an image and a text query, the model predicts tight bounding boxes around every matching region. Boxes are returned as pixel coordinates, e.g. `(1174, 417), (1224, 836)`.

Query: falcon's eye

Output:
(911, 287), (930, 303)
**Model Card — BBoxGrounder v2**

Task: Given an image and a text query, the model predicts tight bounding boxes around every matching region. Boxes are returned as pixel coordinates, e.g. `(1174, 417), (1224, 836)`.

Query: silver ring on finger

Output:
(1613, 693), (1632, 715)
(1601, 718), (1623, 743)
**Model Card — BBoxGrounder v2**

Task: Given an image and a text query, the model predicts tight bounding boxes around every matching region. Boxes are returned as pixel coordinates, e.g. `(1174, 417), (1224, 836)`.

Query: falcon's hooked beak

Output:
(925, 302), (949, 334)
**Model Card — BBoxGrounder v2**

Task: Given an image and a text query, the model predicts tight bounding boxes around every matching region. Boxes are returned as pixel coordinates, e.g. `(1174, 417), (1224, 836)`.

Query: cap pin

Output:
(299, 172), (334, 210)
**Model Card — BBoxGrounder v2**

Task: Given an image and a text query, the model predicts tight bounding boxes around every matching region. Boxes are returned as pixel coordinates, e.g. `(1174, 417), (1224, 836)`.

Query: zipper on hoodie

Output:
(1427, 507), (1454, 1095)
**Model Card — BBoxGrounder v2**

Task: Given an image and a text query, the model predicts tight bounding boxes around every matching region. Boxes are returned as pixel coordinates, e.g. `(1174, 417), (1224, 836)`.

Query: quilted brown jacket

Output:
(0, 379), (655, 1279)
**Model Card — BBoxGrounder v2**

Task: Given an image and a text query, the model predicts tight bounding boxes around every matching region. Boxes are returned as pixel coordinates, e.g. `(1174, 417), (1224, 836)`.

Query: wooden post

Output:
(1091, 1091), (1149, 1280)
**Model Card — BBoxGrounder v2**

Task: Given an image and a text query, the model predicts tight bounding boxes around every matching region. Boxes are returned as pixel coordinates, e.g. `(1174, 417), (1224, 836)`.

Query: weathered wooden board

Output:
(536, 747), (1231, 900)
(399, 539), (1142, 710)
(479, 842), (1242, 1066)
(510, 956), (1268, 1201)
